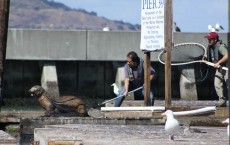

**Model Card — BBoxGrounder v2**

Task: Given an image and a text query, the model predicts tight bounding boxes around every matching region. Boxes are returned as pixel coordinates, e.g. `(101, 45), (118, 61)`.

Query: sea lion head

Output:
(29, 85), (45, 97)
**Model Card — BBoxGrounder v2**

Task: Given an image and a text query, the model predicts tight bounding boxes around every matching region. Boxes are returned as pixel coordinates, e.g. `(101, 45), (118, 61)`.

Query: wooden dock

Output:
(0, 100), (229, 144)
(33, 124), (229, 145)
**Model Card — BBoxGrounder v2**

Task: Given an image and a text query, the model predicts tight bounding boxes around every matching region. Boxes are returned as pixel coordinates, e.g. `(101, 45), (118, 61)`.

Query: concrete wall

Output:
(6, 29), (87, 60)
(3, 29), (229, 105)
(6, 29), (229, 61)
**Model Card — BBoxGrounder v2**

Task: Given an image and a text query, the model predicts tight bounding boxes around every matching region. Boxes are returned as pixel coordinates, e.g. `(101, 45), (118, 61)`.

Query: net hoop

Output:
(158, 42), (206, 66)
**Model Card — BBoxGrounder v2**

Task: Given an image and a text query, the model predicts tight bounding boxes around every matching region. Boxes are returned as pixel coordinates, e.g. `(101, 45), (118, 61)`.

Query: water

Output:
(2, 124), (32, 145)
(18, 135), (33, 145)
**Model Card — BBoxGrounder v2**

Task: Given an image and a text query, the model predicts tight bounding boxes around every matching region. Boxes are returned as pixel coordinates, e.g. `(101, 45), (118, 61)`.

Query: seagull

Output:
(215, 23), (224, 31)
(183, 124), (206, 135)
(208, 24), (219, 32)
(161, 110), (180, 140)
(102, 26), (111, 31)
(208, 24), (213, 31)
(111, 83), (119, 95)
(211, 27), (218, 32)
(173, 22), (181, 32)
(222, 118), (229, 136)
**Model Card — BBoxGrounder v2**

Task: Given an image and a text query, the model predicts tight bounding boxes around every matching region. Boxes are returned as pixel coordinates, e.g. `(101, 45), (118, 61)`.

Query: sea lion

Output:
(29, 85), (87, 117)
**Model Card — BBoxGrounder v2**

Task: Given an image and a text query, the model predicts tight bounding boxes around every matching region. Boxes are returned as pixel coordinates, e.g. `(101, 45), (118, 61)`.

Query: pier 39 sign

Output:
(141, 0), (164, 51)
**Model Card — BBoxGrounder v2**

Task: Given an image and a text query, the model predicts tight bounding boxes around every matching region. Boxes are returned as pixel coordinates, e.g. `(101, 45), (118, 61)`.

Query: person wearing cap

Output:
(204, 32), (228, 107)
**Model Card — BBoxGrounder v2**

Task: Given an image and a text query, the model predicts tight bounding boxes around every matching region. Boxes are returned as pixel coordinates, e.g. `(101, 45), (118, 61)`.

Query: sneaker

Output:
(216, 99), (227, 107)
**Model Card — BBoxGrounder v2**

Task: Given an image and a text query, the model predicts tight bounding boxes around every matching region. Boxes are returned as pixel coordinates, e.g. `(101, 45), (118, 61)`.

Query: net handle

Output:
(202, 60), (228, 71)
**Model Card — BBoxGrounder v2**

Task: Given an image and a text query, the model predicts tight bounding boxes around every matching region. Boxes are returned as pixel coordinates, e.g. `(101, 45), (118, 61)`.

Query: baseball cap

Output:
(204, 32), (219, 40)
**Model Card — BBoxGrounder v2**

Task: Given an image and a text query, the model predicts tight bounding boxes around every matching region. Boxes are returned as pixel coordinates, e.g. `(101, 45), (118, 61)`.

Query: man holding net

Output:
(114, 51), (155, 107)
(204, 32), (228, 107)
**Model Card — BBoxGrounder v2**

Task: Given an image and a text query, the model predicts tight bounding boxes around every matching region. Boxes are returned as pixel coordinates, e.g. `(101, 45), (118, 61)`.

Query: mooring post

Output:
(228, 0), (230, 114)
(144, 51), (151, 106)
(0, 0), (10, 105)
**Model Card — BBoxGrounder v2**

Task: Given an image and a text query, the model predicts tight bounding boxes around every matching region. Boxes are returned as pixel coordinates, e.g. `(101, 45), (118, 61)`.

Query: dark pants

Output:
(114, 86), (154, 107)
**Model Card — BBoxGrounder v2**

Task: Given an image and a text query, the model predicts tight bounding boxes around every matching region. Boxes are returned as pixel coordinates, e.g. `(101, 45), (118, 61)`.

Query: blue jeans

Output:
(114, 86), (154, 107)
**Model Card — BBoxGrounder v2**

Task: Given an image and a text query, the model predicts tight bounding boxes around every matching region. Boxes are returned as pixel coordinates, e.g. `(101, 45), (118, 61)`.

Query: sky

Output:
(53, 0), (228, 32)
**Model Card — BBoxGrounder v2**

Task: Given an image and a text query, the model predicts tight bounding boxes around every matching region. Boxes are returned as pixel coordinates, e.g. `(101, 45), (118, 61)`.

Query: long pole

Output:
(144, 52), (151, 106)
(0, 0), (10, 105)
(164, 0), (173, 108)
(228, 0), (230, 115)
(99, 86), (143, 106)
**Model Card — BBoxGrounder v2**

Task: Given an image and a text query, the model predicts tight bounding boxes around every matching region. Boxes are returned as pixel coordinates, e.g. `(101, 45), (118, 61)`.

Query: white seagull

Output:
(111, 83), (119, 95)
(222, 118), (229, 136)
(161, 110), (180, 140)
(208, 24), (219, 32)
(215, 23), (224, 31)
(208, 24), (213, 31)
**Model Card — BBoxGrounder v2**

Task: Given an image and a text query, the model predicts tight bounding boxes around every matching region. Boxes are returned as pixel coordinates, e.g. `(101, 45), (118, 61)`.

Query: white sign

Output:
(140, 0), (165, 51)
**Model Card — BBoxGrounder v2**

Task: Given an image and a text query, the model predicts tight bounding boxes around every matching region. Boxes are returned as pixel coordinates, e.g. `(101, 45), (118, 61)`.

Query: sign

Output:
(140, 0), (165, 51)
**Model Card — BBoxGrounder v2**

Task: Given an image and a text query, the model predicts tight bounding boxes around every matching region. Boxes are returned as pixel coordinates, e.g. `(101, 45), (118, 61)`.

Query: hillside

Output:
(8, 0), (141, 31)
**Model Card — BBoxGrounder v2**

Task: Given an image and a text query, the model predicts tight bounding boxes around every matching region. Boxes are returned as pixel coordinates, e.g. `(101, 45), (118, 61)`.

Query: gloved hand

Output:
(202, 55), (208, 61)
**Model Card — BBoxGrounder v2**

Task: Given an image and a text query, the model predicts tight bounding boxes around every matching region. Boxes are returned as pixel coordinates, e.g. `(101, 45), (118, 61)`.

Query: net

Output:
(158, 42), (206, 64)
(158, 42), (228, 71)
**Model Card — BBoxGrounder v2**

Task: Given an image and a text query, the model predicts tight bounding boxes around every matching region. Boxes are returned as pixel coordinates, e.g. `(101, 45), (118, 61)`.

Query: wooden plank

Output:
(103, 107), (228, 119)
(0, 117), (20, 123)
(103, 111), (155, 119)
(176, 116), (228, 126)
(215, 107), (229, 117)
(171, 106), (228, 117)
(48, 140), (83, 145)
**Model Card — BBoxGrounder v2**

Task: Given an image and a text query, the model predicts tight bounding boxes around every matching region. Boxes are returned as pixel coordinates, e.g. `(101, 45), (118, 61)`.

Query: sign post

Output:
(164, 0), (172, 108)
(141, 0), (165, 106)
